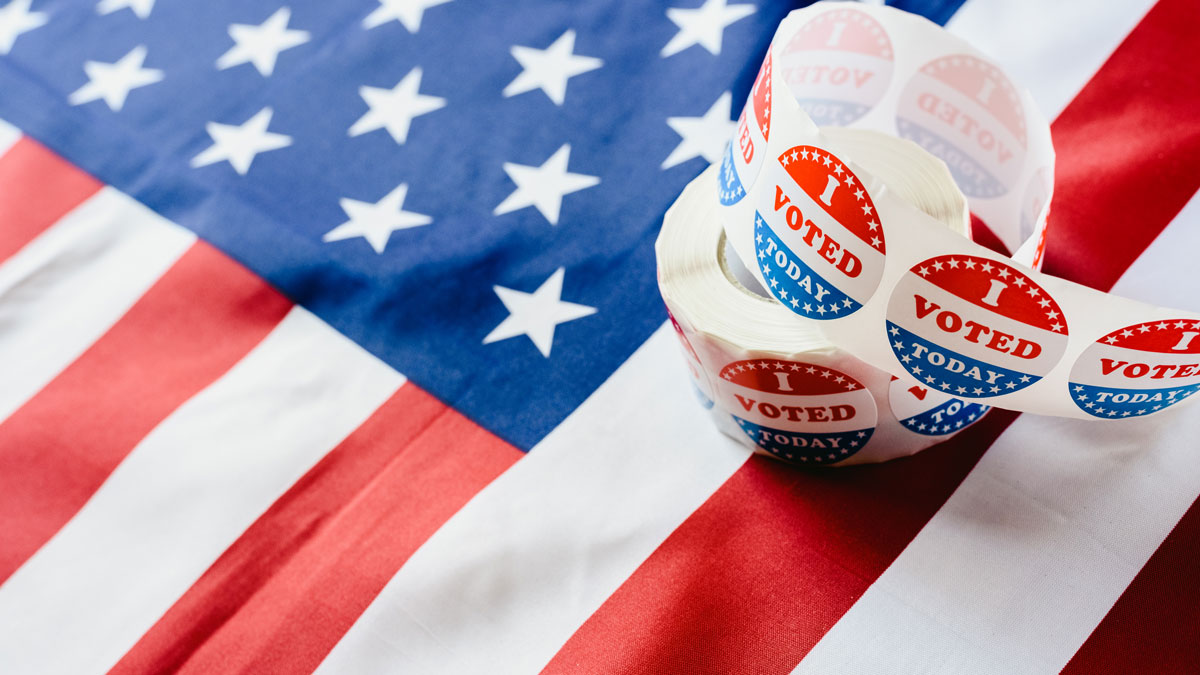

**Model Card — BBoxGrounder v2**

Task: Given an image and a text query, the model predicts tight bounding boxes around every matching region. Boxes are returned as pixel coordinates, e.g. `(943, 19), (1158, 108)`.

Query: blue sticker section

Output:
(1069, 382), (1200, 419)
(693, 384), (715, 410)
(895, 119), (1005, 198)
(900, 399), (990, 436)
(755, 212), (861, 319)
(796, 99), (870, 126)
(0, 0), (967, 452)
(733, 416), (872, 465)
(718, 143), (747, 205)
(888, 322), (1040, 397)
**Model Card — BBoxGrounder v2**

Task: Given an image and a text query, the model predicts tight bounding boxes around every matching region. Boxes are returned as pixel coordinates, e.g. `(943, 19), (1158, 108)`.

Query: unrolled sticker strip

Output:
(711, 2), (1200, 421)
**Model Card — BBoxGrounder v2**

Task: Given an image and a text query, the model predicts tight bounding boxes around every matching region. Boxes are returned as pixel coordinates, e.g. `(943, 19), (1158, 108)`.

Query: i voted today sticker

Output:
(1068, 319), (1200, 418)
(886, 254), (1068, 398)
(719, 50), (773, 206)
(888, 376), (990, 436)
(757, 145), (884, 319)
(718, 358), (876, 464)
(896, 54), (1027, 198)
(779, 6), (894, 126)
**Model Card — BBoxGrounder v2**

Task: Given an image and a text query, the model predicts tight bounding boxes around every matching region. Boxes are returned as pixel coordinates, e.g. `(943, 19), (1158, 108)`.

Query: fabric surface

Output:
(0, 0), (1197, 672)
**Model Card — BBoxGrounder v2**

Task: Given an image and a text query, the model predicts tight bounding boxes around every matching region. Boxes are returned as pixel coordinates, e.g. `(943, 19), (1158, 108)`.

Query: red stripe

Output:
(0, 136), (101, 263)
(110, 384), (522, 675)
(544, 2), (1200, 671)
(0, 241), (290, 583)
(1060, 495), (1200, 674)
(1042, 0), (1200, 291)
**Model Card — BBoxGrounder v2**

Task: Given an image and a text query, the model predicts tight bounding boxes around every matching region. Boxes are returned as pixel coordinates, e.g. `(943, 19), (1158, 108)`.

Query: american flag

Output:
(0, 0), (1197, 672)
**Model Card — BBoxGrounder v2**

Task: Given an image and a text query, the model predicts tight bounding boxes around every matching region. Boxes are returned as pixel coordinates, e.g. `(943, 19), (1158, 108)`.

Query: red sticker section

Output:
(780, 7), (895, 125)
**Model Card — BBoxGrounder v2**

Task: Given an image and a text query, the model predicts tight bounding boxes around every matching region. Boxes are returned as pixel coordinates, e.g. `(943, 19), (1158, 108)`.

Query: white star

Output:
(322, 183), (431, 254)
(96, 0), (154, 20)
(483, 268), (597, 357)
(348, 66), (445, 145)
(0, 0), (46, 54)
(362, 0), (451, 32)
(661, 91), (735, 169)
(503, 29), (602, 106)
(661, 0), (754, 57)
(68, 45), (163, 111)
(494, 144), (599, 225)
(216, 7), (310, 77)
(190, 106), (292, 175)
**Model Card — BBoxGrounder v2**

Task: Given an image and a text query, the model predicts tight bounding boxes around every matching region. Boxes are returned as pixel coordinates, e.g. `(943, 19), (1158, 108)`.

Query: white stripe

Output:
(0, 307), (404, 675)
(792, 194), (1200, 675)
(946, 0), (1157, 120)
(0, 187), (194, 423)
(316, 325), (752, 674)
(0, 118), (20, 157)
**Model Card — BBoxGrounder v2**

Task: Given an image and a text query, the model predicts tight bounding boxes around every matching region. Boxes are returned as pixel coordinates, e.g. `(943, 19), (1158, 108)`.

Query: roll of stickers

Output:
(660, 128), (991, 465)
(658, 2), (1200, 466)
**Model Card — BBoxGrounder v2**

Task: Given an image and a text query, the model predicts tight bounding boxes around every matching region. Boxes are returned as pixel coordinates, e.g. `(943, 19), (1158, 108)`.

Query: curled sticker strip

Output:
(659, 141), (991, 466)
(712, 3), (1199, 421)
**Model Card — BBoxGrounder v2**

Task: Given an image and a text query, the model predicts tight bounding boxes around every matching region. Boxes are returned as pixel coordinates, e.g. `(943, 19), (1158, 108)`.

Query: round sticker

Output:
(779, 7), (894, 126)
(719, 51), (773, 206)
(757, 145), (884, 319)
(888, 376), (990, 436)
(1068, 319), (1200, 418)
(718, 358), (876, 464)
(896, 54), (1027, 198)
(886, 254), (1068, 398)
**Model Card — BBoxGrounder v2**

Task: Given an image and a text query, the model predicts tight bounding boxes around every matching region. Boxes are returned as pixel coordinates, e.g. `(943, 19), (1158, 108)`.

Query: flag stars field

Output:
(483, 268), (597, 358)
(323, 183), (432, 254)
(68, 45), (163, 111)
(349, 66), (446, 145)
(661, 0), (756, 58)
(661, 91), (736, 170)
(494, 144), (599, 226)
(503, 29), (603, 106)
(216, 7), (311, 77)
(191, 107), (293, 175)
(362, 0), (452, 33)
(0, 0), (45, 54)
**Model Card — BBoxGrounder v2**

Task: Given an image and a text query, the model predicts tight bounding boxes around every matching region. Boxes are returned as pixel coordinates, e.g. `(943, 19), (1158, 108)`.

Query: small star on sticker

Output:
(482, 267), (597, 357)
(964, 259), (976, 269)
(349, 66), (446, 145)
(505, 29), (602, 105)
(68, 45), (163, 111)
(362, 0), (452, 33)
(662, 91), (736, 169)
(981, 261), (994, 273)
(494, 144), (599, 225)
(662, 0), (753, 55)
(0, 0), (47, 54)
(932, 261), (944, 271)
(322, 183), (431, 254)
(216, 7), (310, 77)
(190, 106), (292, 175)
(1137, 324), (1151, 333)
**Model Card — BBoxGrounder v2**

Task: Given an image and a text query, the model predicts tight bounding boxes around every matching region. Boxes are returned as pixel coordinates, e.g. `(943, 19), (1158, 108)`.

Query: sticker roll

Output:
(712, 2), (1200, 421)
(658, 127), (992, 466)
